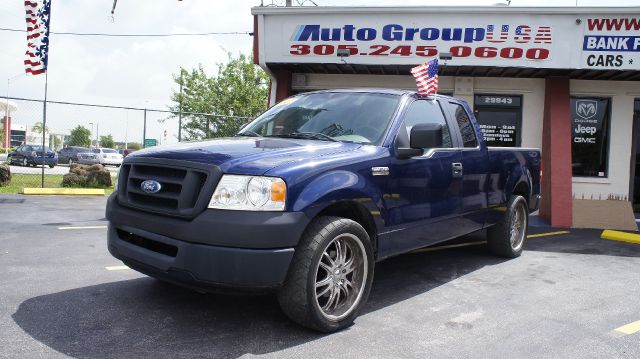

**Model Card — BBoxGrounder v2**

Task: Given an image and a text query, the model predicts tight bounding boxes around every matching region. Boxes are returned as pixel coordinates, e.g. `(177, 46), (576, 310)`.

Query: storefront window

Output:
(571, 97), (610, 177)
(474, 95), (522, 147)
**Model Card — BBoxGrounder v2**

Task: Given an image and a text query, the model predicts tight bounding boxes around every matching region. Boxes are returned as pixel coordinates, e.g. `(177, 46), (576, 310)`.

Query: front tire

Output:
(487, 195), (528, 258)
(278, 216), (374, 332)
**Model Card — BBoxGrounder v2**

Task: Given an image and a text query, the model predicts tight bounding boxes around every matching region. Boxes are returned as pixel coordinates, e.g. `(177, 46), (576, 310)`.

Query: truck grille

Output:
(117, 158), (221, 218)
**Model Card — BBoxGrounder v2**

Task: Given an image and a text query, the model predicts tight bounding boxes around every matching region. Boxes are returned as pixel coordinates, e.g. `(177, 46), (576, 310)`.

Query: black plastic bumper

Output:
(106, 194), (310, 291)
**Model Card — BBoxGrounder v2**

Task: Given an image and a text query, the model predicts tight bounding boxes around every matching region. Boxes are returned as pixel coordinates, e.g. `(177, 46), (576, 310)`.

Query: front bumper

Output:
(106, 194), (309, 291)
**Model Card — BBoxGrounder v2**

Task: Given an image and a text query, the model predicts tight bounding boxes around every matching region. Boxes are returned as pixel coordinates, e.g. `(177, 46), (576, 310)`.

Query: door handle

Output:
(452, 162), (463, 178)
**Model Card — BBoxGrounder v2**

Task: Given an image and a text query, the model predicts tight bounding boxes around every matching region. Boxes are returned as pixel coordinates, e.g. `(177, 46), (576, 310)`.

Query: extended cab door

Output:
(445, 101), (490, 233)
(380, 98), (463, 257)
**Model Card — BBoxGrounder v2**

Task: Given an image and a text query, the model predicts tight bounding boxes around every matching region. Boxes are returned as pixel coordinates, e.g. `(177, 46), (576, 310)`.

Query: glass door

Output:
(631, 100), (640, 211)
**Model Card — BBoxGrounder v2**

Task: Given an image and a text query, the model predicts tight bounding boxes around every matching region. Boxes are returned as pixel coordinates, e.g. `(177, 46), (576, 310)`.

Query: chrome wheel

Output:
(509, 203), (527, 251)
(314, 233), (367, 321)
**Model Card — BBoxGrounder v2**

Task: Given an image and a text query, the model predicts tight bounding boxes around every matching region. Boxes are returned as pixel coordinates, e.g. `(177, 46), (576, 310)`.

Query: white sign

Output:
(258, 11), (640, 70)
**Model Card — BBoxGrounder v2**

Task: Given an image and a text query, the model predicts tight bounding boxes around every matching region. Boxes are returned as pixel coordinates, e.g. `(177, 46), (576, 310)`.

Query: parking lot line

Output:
(601, 230), (640, 245)
(527, 230), (571, 238)
(614, 320), (640, 335)
(58, 225), (108, 230)
(105, 265), (130, 271)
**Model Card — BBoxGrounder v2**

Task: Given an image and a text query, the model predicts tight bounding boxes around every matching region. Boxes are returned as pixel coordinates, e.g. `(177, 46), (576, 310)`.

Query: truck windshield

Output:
(239, 92), (400, 145)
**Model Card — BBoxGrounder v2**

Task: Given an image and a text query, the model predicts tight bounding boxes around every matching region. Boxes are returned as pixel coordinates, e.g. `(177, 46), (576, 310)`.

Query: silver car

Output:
(78, 148), (123, 167)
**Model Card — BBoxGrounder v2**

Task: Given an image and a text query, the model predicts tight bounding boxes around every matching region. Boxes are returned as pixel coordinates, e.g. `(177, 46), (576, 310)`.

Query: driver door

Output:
(379, 99), (463, 257)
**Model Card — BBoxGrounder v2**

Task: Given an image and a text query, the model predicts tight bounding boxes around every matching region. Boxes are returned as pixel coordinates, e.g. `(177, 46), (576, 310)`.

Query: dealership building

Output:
(251, 6), (640, 229)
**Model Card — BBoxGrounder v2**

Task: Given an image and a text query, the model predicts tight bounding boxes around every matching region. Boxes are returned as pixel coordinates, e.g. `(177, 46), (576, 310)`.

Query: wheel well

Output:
(315, 201), (378, 253)
(512, 182), (530, 204)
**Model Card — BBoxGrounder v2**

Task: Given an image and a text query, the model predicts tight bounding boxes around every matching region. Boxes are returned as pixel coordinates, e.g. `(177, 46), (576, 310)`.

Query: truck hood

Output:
(127, 137), (362, 175)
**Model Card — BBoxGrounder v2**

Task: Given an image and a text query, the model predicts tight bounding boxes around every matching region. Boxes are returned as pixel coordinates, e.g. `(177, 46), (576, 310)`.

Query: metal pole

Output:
(41, 71), (48, 188)
(4, 79), (9, 155)
(96, 122), (99, 146)
(178, 72), (183, 142)
(143, 108), (147, 148)
(285, 0), (292, 6)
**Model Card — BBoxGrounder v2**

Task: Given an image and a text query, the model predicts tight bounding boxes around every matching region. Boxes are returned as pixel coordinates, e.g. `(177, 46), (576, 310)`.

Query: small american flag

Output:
(514, 25), (531, 43)
(24, 0), (51, 75)
(534, 26), (552, 44)
(487, 24), (509, 43)
(411, 59), (439, 96)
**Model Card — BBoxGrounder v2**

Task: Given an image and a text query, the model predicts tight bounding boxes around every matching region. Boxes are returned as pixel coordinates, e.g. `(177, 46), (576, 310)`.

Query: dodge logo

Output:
(140, 180), (162, 194)
(576, 100), (598, 120)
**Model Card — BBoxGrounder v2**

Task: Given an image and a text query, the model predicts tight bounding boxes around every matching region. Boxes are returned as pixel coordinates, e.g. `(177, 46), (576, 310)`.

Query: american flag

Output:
(411, 59), (439, 96)
(486, 24), (509, 43)
(514, 25), (531, 43)
(24, 0), (51, 75)
(534, 26), (552, 44)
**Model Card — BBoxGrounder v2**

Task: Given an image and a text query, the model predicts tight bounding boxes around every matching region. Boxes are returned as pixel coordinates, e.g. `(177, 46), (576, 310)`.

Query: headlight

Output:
(209, 175), (286, 211)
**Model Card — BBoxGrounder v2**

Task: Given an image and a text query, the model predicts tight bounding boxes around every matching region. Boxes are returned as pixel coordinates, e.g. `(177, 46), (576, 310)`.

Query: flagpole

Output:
(41, 70), (48, 188)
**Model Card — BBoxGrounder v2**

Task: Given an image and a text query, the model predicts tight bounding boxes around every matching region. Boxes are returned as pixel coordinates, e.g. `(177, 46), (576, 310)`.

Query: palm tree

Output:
(31, 121), (49, 134)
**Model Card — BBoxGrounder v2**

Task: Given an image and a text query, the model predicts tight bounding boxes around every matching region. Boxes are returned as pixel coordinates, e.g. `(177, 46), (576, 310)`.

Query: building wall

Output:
(570, 80), (639, 201)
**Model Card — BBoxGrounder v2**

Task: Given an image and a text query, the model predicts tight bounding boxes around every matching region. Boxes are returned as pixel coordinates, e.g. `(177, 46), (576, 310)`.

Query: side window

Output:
(450, 103), (478, 148)
(403, 100), (452, 148)
(92, 149), (100, 153)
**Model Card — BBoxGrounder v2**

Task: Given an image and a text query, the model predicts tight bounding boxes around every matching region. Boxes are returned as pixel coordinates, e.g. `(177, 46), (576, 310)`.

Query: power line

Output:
(0, 27), (251, 37)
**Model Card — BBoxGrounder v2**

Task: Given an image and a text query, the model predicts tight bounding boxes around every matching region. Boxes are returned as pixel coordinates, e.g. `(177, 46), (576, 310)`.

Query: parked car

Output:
(8, 145), (58, 168)
(106, 90), (541, 332)
(58, 146), (91, 164)
(78, 148), (123, 167)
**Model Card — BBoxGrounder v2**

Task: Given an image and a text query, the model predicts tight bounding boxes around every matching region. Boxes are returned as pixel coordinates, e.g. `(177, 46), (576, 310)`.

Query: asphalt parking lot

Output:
(1, 195), (639, 358)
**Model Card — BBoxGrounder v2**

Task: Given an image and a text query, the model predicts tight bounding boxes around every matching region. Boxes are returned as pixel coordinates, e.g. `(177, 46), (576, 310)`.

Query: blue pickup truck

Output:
(106, 89), (541, 332)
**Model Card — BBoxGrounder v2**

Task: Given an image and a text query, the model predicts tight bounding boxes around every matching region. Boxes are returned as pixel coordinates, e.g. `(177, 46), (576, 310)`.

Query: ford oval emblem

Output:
(141, 180), (162, 194)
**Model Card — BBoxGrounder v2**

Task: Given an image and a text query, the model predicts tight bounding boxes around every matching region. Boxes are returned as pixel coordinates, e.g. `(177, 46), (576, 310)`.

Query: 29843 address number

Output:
(290, 44), (549, 60)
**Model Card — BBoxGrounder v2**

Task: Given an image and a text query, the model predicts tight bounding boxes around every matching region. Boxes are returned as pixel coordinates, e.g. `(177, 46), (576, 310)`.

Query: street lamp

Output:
(89, 122), (94, 147)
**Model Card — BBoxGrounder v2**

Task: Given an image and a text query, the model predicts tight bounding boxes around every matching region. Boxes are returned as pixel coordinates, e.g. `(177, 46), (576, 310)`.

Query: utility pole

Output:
(286, 0), (292, 6)
(143, 108), (147, 148)
(178, 71), (183, 142)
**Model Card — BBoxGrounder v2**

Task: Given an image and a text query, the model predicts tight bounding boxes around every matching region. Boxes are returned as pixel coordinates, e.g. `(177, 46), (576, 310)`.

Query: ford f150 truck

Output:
(106, 89), (541, 332)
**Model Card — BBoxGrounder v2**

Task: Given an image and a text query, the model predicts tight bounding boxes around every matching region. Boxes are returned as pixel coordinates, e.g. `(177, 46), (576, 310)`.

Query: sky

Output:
(0, 0), (638, 146)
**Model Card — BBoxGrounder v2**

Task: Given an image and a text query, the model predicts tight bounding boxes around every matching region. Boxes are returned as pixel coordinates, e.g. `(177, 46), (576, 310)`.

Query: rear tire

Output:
(278, 216), (374, 333)
(487, 195), (528, 258)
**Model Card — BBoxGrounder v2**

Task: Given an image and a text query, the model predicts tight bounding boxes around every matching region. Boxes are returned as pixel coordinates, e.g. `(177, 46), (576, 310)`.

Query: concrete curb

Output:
(21, 188), (105, 196)
(601, 230), (640, 245)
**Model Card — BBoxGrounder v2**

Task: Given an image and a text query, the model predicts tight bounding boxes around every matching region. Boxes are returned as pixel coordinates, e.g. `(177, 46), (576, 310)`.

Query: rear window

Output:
(102, 149), (118, 153)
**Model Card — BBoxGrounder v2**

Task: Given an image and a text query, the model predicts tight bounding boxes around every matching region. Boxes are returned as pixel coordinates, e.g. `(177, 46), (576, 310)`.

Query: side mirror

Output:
(410, 123), (443, 149)
(395, 123), (443, 159)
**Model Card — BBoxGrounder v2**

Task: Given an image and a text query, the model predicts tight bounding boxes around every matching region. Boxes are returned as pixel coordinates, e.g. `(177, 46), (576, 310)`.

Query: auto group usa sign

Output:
(262, 12), (640, 70)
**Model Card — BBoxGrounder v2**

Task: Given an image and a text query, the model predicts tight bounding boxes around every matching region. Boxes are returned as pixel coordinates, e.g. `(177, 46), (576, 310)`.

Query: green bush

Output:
(62, 164), (112, 188)
(0, 164), (11, 187)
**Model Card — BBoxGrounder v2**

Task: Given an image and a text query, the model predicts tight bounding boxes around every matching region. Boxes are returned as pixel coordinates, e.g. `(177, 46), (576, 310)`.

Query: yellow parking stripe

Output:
(527, 230), (571, 238)
(105, 265), (129, 271)
(601, 230), (640, 245)
(614, 320), (640, 335)
(58, 225), (108, 230)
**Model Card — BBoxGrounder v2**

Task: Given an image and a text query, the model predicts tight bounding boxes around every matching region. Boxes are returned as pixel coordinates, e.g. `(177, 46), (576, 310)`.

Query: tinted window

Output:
(403, 100), (452, 148)
(102, 149), (118, 153)
(242, 92), (400, 145)
(92, 149), (100, 153)
(450, 103), (478, 148)
(571, 97), (610, 177)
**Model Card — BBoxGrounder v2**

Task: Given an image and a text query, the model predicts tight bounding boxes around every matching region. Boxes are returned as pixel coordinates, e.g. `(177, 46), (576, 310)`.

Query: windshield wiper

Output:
(274, 131), (338, 142)
(236, 130), (260, 137)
